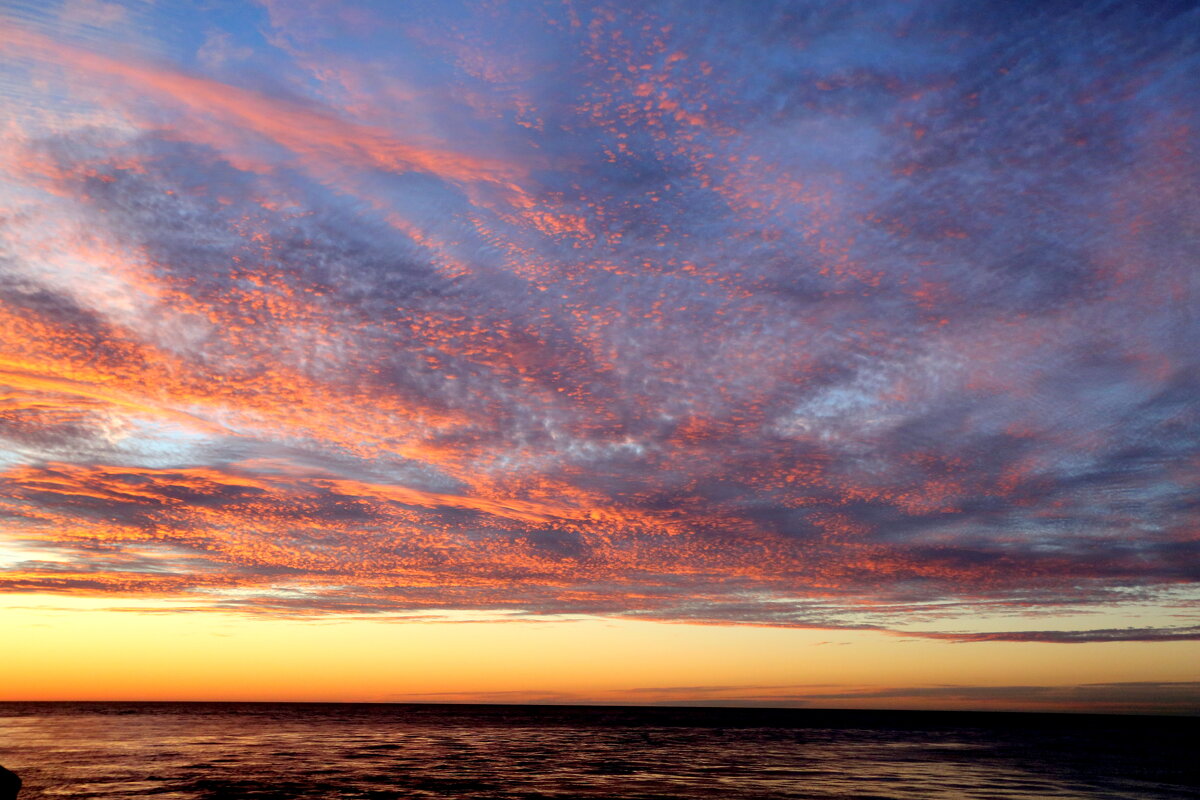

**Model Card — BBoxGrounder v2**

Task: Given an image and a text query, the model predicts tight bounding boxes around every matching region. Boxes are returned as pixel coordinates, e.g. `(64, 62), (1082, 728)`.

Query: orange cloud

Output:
(2, 23), (531, 196)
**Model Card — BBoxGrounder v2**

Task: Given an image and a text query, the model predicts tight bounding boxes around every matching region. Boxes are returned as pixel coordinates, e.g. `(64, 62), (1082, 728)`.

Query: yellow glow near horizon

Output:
(4, 597), (1197, 710)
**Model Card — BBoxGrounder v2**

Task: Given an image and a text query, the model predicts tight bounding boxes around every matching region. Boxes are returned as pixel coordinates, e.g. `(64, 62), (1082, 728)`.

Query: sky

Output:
(1, 0), (1198, 714)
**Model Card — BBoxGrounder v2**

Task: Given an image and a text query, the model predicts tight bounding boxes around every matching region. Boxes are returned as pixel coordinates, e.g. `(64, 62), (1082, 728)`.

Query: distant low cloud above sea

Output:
(392, 680), (1200, 716)
(1, 0), (1198, 641)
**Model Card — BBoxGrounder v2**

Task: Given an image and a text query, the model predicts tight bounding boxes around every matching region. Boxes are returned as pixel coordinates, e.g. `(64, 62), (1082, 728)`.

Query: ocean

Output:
(0, 702), (1196, 799)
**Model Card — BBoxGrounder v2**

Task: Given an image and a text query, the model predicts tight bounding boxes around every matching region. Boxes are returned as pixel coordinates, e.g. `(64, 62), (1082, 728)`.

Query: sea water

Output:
(0, 702), (1195, 799)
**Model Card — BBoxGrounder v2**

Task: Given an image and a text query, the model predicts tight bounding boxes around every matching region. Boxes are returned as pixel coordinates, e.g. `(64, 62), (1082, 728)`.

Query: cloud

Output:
(387, 680), (1200, 715)
(902, 626), (1200, 644)
(0, 1), (1198, 638)
(780, 681), (1200, 715)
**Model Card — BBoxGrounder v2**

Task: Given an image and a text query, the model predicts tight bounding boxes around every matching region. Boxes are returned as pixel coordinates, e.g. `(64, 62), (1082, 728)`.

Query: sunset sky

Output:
(2, 0), (1198, 714)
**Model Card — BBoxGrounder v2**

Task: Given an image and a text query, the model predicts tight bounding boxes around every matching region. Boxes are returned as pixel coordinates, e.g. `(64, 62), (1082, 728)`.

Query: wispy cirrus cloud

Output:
(0, 0), (1198, 641)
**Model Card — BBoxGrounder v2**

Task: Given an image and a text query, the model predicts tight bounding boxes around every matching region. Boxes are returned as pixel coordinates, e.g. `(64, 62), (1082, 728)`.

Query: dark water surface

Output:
(0, 703), (1196, 799)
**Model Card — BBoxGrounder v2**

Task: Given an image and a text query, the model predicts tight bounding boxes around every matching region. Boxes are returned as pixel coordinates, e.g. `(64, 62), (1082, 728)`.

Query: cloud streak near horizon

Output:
(398, 680), (1200, 715)
(1, 0), (1198, 640)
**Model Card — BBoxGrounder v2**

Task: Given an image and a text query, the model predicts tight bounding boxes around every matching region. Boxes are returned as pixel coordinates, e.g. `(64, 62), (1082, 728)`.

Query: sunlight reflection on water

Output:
(0, 703), (1194, 799)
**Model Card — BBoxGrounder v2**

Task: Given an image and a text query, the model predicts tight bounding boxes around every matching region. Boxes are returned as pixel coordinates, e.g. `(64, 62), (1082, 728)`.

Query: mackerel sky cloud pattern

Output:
(1, 0), (1198, 640)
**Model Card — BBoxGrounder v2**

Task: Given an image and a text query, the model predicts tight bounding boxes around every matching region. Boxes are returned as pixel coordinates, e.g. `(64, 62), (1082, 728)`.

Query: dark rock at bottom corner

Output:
(0, 765), (21, 800)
